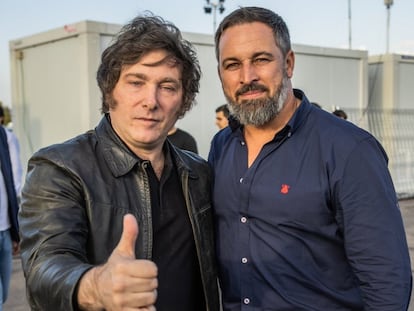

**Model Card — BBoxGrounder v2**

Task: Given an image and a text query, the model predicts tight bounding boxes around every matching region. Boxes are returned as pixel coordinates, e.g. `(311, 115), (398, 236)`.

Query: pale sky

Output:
(1, 0), (414, 107)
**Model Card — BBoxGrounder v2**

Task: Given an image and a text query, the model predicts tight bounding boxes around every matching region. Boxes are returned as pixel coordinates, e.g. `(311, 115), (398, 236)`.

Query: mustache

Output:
(235, 83), (269, 97)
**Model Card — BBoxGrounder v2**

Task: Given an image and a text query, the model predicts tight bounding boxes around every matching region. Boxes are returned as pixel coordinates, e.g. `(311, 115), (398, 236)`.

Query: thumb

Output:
(115, 213), (138, 259)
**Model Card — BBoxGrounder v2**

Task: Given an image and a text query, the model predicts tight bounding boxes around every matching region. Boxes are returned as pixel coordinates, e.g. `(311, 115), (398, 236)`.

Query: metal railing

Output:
(346, 108), (414, 199)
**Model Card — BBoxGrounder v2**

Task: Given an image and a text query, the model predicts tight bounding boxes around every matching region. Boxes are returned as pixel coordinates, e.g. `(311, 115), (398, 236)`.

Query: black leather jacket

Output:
(19, 116), (220, 311)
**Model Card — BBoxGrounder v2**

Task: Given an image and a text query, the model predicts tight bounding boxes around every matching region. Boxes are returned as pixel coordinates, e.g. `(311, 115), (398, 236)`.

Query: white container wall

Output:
(368, 54), (414, 109)
(9, 21), (121, 168)
(292, 43), (368, 112)
(10, 20), (368, 167)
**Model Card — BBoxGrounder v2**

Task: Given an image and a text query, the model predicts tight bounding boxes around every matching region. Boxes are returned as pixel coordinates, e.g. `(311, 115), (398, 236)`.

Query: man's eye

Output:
(160, 85), (177, 92)
(129, 80), (143, 86)
(224, 63), (240, 70)
(254, 58), (270, 65)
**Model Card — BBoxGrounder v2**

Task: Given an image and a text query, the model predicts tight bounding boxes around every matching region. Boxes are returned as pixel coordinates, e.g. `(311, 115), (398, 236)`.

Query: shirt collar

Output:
(287, 89), (313, 134)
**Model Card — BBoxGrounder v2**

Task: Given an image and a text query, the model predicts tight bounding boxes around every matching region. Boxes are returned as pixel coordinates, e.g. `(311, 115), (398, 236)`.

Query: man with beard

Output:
(208, 6), (412, 310)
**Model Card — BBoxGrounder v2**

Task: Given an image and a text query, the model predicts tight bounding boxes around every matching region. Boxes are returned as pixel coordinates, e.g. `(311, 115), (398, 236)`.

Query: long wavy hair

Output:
(97, 13), (201, 118)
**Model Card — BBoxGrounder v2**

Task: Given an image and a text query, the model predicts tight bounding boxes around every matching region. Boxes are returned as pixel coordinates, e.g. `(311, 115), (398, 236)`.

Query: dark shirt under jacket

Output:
(208, 89), (412, 310)
(146, 145), (205, 311)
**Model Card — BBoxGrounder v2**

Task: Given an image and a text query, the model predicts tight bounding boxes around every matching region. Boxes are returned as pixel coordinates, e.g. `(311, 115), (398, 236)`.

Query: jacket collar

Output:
(169, 144), (199, 179)
(96, 114), (197, 179)
(96, 114), (141, 177)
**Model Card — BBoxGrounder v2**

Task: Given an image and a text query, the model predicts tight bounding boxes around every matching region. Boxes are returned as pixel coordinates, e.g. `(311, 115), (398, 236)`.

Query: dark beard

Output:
(227, 77), (289, 126)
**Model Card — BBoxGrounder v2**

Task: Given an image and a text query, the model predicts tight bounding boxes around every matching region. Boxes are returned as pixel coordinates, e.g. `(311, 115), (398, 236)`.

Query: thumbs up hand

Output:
(77, 214), (158, 310)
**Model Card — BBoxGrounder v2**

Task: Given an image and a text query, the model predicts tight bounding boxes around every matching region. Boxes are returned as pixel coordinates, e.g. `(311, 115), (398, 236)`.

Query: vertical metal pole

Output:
(384, 0), (393, 54)
(204, 0), (224, 34)
(213, 3), (217, 33)
(348, 0), (352, 49)
(386, 6), (390, 53)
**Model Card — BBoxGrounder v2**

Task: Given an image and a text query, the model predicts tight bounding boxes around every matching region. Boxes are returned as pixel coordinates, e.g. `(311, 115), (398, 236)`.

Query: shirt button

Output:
(239, 177), (243, 183)
(243, 298), (250, 305)
(241, 217), (247, 223)
(241, 257), (248, 264)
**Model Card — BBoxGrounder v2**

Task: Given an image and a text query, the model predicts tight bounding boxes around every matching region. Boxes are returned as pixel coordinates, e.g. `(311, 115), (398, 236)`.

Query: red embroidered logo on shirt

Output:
(280, 184), (290, 194)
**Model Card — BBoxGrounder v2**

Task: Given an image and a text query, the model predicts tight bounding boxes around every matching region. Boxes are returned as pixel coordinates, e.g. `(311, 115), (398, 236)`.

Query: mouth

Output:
(139, 116), (157, 121)
(135, 116), (160, 126)
(236, 83), (268, 100)
(238, 89), (264, 99)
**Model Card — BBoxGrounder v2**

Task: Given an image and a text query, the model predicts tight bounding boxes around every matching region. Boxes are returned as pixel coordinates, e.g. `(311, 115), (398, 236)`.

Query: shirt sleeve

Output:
(6, 129), (23, 195)
(335, 136), (412, 310)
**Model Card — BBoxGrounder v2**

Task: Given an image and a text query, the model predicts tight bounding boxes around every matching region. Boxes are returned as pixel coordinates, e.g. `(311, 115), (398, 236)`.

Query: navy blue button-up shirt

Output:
(208, 90), (412, 310)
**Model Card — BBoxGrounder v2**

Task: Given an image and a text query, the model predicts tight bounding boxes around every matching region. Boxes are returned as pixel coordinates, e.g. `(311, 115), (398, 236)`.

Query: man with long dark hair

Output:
(19, 14), (220, 311)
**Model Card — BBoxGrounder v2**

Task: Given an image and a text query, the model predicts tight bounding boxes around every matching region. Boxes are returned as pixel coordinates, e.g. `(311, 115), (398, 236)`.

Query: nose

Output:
(240, 63), (258, 84)
(142, 85), (158, 110)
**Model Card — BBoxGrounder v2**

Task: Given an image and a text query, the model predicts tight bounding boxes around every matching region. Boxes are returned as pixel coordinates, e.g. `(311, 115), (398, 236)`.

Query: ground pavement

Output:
(4, 198), (414, 310)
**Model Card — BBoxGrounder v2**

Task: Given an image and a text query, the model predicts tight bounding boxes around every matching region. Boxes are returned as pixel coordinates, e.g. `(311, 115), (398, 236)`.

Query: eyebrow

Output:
(123, 73), (181, 85)
(221, 51), (274, 65)
(252, 51), (274, 59)
(124, 73), (147, 80)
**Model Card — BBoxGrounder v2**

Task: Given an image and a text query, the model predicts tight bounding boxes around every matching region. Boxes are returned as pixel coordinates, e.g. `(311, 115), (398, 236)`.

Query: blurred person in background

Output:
(0, 105), (22, 311)
(215, 104), (230, 130)
(333, 108), (348, 120)
(167, 124), (198, 153)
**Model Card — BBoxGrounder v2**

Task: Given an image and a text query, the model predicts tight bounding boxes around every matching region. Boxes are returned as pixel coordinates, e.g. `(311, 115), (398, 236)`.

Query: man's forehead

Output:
(140, 50), (181, 68)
